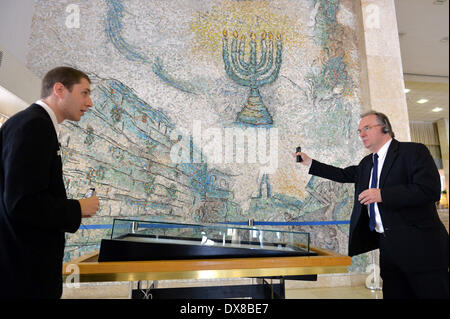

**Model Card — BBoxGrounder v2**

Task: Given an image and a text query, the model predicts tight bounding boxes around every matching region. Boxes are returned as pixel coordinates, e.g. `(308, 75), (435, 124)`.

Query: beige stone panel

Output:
(361, 0), (402, 57)
(356, 0), (410, 143)
(365, 55), (411, 141)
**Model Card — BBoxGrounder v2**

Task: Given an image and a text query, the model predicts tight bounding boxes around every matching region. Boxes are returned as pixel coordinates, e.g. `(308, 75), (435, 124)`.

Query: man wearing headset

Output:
(296, 111), (448, 299)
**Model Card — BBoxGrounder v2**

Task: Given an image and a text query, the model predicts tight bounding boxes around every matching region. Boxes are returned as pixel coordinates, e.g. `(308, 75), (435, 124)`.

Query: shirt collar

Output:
(375, 138), (392, 159)
(35, 100), (59, 136)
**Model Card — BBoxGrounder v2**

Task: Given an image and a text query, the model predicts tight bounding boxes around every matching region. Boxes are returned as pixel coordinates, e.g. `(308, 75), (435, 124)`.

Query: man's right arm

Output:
(296, 151), (358, 184)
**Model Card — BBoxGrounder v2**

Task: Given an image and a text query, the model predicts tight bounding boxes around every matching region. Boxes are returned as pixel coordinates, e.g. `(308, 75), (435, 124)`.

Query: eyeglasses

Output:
(357, 124), (382, 135)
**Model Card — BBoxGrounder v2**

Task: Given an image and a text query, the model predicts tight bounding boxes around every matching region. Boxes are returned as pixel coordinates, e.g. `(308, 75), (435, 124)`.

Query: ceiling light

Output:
(433, 0), (447, 4)
(432, 107), (443, 112)
(417, 99), (429, 104)
(440, 37), (449, 43)
(404, 88), (410, 93)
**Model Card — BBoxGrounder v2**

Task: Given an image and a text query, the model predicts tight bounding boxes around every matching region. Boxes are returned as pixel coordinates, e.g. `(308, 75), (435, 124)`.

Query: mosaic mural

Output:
(27, 0), (369, 272)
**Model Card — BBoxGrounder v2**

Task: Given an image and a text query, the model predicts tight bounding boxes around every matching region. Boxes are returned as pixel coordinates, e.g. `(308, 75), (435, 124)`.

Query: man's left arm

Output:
(377, 144), (441, 208)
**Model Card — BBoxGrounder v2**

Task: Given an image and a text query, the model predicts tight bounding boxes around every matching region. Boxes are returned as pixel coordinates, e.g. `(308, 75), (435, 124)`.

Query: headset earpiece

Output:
(381, 117), (390, 134)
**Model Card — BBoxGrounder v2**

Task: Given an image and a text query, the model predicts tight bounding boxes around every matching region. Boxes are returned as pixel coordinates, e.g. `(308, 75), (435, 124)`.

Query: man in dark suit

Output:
(296, 111), (448, 299)
(0, 66), (99, 299)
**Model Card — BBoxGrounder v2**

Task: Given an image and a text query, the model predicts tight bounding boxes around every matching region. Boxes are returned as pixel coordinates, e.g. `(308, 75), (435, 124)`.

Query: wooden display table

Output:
(63, 246), (351, 299)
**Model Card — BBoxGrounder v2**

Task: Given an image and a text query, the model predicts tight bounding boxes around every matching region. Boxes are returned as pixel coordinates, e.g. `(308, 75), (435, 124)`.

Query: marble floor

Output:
(62, 283), (383, 299)
(286, 286), (382, 299)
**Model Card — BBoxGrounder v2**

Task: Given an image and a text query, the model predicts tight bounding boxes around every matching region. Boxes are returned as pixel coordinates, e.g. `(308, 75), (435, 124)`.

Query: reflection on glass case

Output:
(98, 218), (316, 262)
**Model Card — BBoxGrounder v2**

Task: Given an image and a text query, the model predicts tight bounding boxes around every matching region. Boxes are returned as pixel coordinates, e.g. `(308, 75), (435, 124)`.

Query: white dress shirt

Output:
(369, 138), (392, 233)
(34, 100), (59, 137)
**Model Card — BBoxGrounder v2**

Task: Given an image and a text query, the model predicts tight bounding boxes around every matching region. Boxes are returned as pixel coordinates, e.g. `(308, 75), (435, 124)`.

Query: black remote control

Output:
(296, 146), (303, 162)
(86, 188), (96, 198)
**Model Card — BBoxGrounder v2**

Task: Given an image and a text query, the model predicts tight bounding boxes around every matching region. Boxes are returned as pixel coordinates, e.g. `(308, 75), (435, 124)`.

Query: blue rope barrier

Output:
(79, 220), (350, 230)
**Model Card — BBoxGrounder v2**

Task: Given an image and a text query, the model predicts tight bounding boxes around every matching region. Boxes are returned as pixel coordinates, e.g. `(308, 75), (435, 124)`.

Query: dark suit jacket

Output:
(0, 104), (81, 299)
(309, 139), (448, 272)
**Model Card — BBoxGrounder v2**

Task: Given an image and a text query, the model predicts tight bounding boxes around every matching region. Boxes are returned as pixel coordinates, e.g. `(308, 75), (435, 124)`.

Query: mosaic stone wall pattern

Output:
(27, 0), (369, 272)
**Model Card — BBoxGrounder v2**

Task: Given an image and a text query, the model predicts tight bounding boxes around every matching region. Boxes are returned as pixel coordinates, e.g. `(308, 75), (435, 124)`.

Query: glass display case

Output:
(98, 218), (315, 262)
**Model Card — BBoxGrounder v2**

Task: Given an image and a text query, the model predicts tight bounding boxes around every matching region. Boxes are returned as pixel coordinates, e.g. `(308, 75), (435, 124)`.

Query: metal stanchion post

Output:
(365, 249), (382, 291)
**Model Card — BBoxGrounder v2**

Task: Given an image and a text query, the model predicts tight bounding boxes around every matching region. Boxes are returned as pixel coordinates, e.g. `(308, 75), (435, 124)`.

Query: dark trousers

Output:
(379, 234), (449, 299)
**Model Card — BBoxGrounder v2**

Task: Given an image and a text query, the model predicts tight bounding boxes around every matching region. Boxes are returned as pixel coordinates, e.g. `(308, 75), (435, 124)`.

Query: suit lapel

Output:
(379, 139), (399, 188)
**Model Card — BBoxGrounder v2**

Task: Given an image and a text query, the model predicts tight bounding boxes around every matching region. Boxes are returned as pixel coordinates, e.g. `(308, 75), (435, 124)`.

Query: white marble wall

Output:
(356, 0), (410, 142)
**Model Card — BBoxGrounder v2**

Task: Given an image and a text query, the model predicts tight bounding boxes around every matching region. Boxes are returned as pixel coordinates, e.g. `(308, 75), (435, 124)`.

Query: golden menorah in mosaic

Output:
(222, 30), (283, 126)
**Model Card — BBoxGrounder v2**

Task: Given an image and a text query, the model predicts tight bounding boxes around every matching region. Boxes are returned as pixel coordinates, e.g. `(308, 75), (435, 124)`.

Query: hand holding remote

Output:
(79, 188), (99, 218)
(294, 147), (312, 167)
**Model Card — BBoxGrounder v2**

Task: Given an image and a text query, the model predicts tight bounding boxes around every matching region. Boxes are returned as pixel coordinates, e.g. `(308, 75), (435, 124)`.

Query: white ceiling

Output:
(395, 0), (449, 122)
(404, 81), (449, 122)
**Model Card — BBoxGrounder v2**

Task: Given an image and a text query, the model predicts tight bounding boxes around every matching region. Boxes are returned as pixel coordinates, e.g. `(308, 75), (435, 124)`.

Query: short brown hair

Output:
(41, 66), (90, 98)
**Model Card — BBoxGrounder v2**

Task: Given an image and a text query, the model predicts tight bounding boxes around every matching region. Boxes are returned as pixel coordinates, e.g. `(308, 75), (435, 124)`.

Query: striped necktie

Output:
(369, 153), (379, 231)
